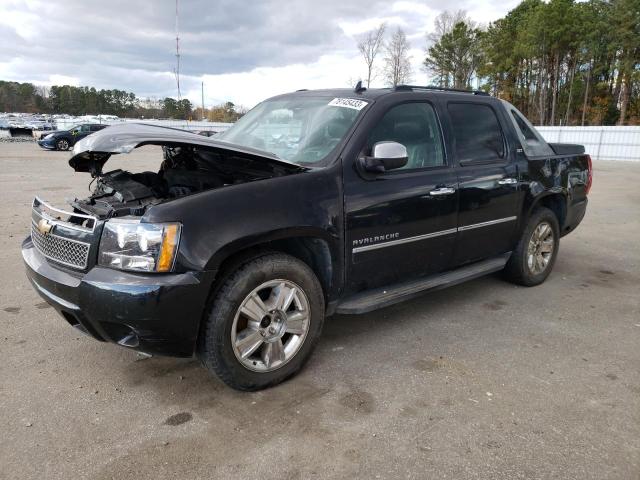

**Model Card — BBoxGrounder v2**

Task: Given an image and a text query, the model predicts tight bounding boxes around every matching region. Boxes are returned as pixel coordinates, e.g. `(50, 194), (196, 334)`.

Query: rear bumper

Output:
(22, 237), (215, 357)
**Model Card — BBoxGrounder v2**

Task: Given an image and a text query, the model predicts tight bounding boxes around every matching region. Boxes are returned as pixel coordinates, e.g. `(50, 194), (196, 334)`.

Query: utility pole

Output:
(201, 82), (205, 121)
(173, 0), (181, 100)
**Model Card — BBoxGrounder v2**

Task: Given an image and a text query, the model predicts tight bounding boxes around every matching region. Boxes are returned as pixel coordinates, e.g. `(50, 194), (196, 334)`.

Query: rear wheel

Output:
(56, 138), (70, 150)
(198, 253), (324, 391)
(504, 207), (559, 286)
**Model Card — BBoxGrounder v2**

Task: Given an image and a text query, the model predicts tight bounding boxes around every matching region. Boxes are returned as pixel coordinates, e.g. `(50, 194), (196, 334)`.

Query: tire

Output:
(56, 138), (70, 151)
(198, 253), (325, 391)
(504, 207), (560, 286)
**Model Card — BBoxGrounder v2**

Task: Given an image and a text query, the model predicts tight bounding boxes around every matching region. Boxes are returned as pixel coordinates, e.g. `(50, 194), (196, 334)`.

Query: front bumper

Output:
(37, 139), (56, 149)
(22, 236), (215, 357)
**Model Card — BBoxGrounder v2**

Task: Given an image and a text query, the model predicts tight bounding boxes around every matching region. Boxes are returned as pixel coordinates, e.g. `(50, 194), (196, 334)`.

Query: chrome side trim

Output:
(457, 216), (517, 232)
(353, 228), (457, 253)
(352, 216), (518, 253)
(33, 196), (97, 233)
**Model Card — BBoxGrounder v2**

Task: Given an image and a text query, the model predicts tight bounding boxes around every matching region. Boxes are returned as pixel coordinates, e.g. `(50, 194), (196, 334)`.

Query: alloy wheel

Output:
(231, 279), (310, 372)
(527, 222), (554, 275)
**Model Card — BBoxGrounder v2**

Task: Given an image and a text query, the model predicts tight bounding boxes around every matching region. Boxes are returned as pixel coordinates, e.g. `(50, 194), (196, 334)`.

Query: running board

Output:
(336, 253), (511, 315)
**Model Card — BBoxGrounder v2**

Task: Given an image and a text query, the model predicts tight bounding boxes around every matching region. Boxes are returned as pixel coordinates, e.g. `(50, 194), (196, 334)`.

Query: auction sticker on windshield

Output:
(328, 98), (368, 110)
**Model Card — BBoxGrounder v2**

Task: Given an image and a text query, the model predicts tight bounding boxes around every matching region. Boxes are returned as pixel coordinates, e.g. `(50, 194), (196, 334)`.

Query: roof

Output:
(272, 85), (491, 102)
(283, 88), (392, 101)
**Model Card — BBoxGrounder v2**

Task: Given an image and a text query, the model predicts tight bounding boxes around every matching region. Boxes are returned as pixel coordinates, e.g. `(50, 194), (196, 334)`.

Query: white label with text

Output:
(328, 98), (368, 111)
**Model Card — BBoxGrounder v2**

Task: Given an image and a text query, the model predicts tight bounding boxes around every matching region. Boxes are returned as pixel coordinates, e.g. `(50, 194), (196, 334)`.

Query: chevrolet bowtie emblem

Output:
(37, 218), (54, 235)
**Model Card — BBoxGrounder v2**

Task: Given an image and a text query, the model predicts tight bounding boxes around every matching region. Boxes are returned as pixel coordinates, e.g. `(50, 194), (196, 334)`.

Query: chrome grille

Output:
(31, 222), (90, 269)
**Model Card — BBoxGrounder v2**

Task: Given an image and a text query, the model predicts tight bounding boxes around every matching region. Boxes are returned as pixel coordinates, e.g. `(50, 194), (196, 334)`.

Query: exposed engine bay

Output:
(71, 145), (301, 219)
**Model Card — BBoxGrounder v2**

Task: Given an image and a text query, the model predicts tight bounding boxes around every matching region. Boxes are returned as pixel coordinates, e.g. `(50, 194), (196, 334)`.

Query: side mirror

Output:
(360, 141), (408, 173)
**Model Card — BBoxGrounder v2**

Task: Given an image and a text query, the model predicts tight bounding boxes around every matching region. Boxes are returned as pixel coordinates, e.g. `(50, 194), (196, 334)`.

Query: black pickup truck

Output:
(22, 85), (591, 390)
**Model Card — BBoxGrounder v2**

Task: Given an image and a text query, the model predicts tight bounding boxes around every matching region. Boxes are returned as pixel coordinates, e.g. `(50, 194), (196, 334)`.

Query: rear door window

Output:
(448, 103), (505, 163)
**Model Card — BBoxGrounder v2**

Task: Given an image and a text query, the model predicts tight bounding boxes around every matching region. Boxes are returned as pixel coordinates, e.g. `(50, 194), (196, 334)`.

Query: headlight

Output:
(98, 219), (181, 273)
(44, 133), (54, 139)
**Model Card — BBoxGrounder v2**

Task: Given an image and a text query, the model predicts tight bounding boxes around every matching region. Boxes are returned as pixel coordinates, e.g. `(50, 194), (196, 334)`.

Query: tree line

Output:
(357, 0), (639, 125)
(0, 80), (246, 122)
(0, 80), (192, 118)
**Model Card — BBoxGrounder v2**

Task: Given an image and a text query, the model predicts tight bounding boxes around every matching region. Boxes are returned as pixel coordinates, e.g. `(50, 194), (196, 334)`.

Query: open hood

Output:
(68, 123), (304, 175)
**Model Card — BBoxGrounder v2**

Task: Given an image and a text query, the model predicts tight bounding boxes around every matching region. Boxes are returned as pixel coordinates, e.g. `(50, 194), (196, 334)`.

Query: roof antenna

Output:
(173, 0), (181, 100)
(354, 80), (366, 93)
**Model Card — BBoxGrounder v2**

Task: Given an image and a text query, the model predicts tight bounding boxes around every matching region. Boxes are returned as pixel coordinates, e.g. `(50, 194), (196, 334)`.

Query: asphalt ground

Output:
(1, 142), (638, 479)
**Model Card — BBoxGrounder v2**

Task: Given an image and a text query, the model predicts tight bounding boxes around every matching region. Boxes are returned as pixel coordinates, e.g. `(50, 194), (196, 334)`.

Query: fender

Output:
(205, 226), (339, 271)
(203, 227), (341, 304)
(143, 161), (344, 292)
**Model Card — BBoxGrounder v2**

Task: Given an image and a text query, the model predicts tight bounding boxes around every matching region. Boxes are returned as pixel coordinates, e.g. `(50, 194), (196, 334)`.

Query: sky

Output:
(0, 0), (520, 108)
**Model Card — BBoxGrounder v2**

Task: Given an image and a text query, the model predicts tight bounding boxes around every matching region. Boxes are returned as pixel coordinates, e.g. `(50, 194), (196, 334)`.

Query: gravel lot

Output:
(1, 142), (639, 480)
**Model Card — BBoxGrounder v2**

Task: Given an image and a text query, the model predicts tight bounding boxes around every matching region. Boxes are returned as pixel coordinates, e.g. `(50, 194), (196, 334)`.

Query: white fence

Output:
(536, 126), (640, 162)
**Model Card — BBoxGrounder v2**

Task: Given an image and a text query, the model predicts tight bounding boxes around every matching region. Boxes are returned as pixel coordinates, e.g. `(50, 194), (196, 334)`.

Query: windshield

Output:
(216, 96), (368, 166)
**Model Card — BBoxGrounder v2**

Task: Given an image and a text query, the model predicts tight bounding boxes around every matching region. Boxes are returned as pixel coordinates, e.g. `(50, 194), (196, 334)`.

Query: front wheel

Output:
(504, 207), (560, 286)
(56, 138), (70, 150)
(198, 253), (325, 391)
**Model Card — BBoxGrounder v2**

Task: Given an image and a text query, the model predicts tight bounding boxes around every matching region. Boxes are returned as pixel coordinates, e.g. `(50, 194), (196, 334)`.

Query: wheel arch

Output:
(205, 228), (339, 304)
(523, 192), (567, 233)
(196, 231), (337, 357)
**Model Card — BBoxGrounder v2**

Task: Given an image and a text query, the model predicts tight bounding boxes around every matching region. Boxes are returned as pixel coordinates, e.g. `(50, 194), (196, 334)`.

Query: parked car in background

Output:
(37, 123), (107, 151)
(23, 86), (591, 391)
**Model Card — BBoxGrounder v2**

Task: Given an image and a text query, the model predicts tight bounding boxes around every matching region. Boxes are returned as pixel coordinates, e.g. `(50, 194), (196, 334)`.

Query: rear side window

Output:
(448, 103), (505, 163)
(367, 102), (445, 170)
(507, 105), (555, 157)
(90, 124), (104, 131)
(511, 111), (537, 140)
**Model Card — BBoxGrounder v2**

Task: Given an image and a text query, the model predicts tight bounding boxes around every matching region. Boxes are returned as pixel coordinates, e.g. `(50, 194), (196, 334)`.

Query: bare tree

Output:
(427, 10), (472, 45)
(383, 27), (413, 87)
(357, 23), (387, 88)
(422, 10), (480, 88)
(424, 21), (483, 89)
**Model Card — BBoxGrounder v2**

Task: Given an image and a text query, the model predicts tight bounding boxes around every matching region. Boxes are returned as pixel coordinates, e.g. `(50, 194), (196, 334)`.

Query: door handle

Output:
(498, 178), (518, 185)
(429, 187), (456, 196)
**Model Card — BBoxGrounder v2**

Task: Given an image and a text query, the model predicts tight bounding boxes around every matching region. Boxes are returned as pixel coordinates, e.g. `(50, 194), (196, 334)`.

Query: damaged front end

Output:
(29, 123), (307, 274)
(67, 123), (306, 220)
(24, 123), (309, 355)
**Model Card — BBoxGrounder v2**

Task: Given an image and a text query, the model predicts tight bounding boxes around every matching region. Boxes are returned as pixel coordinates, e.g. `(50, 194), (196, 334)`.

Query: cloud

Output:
(47, 75), (80, 87)
(0, 0), (517, 108)
(339, 17), (408, 36)
(194, 53), (365, 107)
